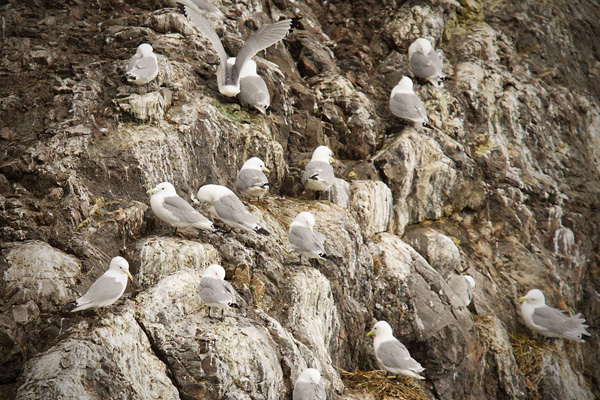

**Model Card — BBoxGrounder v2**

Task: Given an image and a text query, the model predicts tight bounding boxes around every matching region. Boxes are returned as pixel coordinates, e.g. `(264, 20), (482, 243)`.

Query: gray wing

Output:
(128, 56), (158, 79)
(181, 4), (228, 67)
(390, 93), (428, 123)
(77, 275), (125, 306)
(170, 0), (223, 16)
(126, 54), (140, 73)
(410, 51), (442, 79)
(377, 339), (423, 371)
(532, 306), (589, 337)
(214, 194), (259, 225)
(236, 169), (269, 192)
(199, 276), (233, 305)
(293, 381), (326, 400)
(302, 161), (335, 186)
(233, 19), (292, 83)
(163, 196), (212, 225)
(289, 225), (325, 255)
(238, 75), (270, 111)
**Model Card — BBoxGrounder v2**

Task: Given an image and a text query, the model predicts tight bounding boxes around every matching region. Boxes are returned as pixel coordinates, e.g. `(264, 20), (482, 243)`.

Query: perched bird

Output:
(302, 146), (335, 194)
(236, 157), (270, 200)
(147, 182), (215, 232)
(288, 212), (328, 261)
(125, 43), (159, 85)
(408, 38), (445, 87)
(446, 274), (476, 306)
(389, 77), (429, 128)
(180, 4), (291, 97)
(366, 321), (425, 380)
(197, 184), (270, 235)
(167, 0), (223, 18)
(520, 289), (591, 342)
(237, 59), (271, 113)
(293, 368), (327, 400)
(199, 264), (239, 318)
(71, 257), (133, 312)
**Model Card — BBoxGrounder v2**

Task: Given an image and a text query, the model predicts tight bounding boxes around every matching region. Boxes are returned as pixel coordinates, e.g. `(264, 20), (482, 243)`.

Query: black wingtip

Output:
(290, 16), (302, 30)
(229, 302), (240, 309)
(422, 122), (434, 130)
(255, 227), (271, 236)
(320, 253), (330, 260)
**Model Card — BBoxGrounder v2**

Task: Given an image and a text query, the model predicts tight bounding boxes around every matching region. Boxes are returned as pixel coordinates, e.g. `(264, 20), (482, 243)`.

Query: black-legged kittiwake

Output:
(237, 59), (271, 113)
(236, 157), (270, 200)
(199, 264), (240, 318)
(288, 212), (328, 261)
(197, 184), (270, 235)
(180, 4), (291, 97)
(147, 182), (215, 231)
(302, 146), (335, 193)
(71, 257), (133, 312)
(367, 320), (425, 380)
(293, 368), (327, 400)
(389, 76), (429, 128)
(520, 289), (591, 342)
(409, 38), (445, 87)
(125, 43), (159, 85)
(168, 0), (223, 18)
(446, 274), (475, 306)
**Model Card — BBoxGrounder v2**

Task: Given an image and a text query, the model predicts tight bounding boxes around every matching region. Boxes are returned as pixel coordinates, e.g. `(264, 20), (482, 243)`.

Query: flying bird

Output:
(197, 184), (270, 235)
(180, 4), (291, 97)
(367, 320), (425, 380)
(236, 157), (270, 200)
(520, 289), (591, 342)
(167, 0), (223, 18)
(199, 264), (240, 318)
(293, 368), (327, 400)
(147, 182), (215, 232)
(125, 43), (159, 85)
(302, 146), (335, 194)
(71, 257), (133, 312)
(288, 212), (328, 262)
(389, 76), (429, 128)
(408, 38), (445, 87)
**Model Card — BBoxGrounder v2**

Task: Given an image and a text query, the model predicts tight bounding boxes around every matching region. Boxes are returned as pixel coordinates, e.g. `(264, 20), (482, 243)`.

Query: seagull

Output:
(147, 182), (215, 232)
(293, 368), (327, 400)
(167, 0), (223, 18)
(125, 43), (159, 85)
(197, 184), (270, 235)
(408, 38), (445, 87)
(71, 257), (134, 312)
(288, 212), (328, 261)
(302, 146), (335, 194)
(389, 76), (429, 128)
(180, 4), (291, 97)
(236, 157), (270, 200)
(199, 264), (240, 318)
(446, 274), (475, 306)
(237, 59), (270, 113)
(366, 320), (425, 380)
(520, 289), (591, 342)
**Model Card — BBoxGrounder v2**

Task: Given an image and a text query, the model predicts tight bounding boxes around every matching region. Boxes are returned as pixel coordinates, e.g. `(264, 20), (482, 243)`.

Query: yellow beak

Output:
(329, 157), (335, 163)
(519, 296), (527, 303)
(147, 188), (158, 194)
(262, 167), (271, 173)
(366, 331), (374, 337)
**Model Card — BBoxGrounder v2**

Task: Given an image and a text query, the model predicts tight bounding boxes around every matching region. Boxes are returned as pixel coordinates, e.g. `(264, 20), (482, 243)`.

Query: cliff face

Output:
(1, 0), (599, 399)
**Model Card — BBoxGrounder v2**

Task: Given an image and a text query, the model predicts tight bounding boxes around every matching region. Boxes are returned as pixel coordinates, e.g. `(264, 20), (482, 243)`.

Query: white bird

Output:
(288, 212), (328, 261)
(198, 264), (240, 318)
(197, 184), (270, 235)
(167, 0), (223, 18)
(446, 274), (475, 306)
(236, 157), (270, 200)
(180, 4), (291, 97)
(520, 289), (591, 342)
(125, 43), (159, 85)
(147, 182), (215, 231)
(237, 59), (271, 113)
(408, 38), (445, 87)
(72, 257), (133, 312)
(366, 321), (425, 380)
(293, 368), (327, 400)
(389, 76), (429, 128)
(302, 146), (335, 193)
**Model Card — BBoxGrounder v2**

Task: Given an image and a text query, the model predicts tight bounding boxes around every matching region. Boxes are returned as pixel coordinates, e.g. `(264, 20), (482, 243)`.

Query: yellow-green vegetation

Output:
(339, 368), (428, 400)
(510, 334), (550, 400)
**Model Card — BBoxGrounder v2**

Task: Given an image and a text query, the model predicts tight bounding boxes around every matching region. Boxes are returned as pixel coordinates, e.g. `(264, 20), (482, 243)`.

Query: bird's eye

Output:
(161, 187), (165, 190)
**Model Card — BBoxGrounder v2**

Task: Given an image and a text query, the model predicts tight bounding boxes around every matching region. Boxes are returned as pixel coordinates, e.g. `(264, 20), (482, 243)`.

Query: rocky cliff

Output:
(1, 0), (599, 399)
